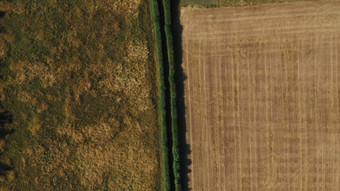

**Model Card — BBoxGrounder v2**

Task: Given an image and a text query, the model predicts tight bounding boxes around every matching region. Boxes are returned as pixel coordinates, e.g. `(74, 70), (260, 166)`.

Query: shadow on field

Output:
(0, 111), (13, 129)
(0, 10), (15, 178)
(0, 110), (14, 176)
(0, 11), (5, 18)
(0, 12), (5, 34)
(171, 1), (192, 190)
(0, 163), (13, 176)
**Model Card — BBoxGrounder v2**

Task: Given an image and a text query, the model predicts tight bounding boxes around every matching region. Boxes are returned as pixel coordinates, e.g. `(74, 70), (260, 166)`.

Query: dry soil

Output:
(181, 1), (340, 190)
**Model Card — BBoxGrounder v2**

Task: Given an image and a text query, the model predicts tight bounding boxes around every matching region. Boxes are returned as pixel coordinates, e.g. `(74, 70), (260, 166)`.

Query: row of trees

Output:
(150, 0), (181, 190)
(162, 0), (181, 190)
(150, 0), (171, 190)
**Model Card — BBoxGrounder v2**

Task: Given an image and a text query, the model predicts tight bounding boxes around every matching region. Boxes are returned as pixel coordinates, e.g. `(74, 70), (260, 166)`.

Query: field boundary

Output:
(150, 0), (181, 190)
(150, 0), (171, 190)
(162, 0), (181, 190)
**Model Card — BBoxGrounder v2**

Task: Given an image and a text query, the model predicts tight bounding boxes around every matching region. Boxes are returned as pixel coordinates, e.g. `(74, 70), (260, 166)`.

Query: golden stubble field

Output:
(181, 1), (340, 190)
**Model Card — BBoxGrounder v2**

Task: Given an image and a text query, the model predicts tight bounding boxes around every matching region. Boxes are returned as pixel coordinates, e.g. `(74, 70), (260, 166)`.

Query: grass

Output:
(0, 0), (161, 190)
(161, 0), (182, 189)
(150, 0), (171, 190)
(150, 0), (182, 190)
(151, 0), (182, 190)
(181, 0), (317, 7)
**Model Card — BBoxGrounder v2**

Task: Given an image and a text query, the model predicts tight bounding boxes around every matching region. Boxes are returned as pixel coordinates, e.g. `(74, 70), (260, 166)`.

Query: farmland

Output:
(0, 0), (162, 190)
(181, 0), (316, 7)
(181, 1), (340, 190)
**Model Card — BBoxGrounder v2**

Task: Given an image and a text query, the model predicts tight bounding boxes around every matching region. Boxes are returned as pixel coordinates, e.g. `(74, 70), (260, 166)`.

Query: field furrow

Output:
(181, 1), (340, 190)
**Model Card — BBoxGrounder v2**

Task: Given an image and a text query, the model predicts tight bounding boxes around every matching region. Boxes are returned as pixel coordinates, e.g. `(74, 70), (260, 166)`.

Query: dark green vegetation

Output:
(151, 0), (181, 190)
(150, 0), (171, 190)
(162, 0), (181, 190)
(181, 0), (316, 7)
(0, 0), (161, 190)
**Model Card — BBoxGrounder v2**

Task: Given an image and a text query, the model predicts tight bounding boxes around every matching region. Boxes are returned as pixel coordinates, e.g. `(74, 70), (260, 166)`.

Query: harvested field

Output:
(180, 0), (316, 8)
(181, 1), (340, 190)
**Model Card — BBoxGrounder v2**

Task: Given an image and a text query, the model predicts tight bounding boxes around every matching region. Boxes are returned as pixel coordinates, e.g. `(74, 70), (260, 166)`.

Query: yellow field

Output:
(181, 1), (340, 190)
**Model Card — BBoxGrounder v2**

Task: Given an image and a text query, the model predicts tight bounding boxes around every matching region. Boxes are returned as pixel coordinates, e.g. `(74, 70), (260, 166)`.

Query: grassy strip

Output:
(150, 0), (171, 190)
(161, 0), (181, 190)
(151, 0), (181, 190)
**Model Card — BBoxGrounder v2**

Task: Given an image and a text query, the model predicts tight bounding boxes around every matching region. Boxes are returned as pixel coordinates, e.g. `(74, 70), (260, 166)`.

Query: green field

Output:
(0, 0), (162, 190)
(181, 0), (316, 7)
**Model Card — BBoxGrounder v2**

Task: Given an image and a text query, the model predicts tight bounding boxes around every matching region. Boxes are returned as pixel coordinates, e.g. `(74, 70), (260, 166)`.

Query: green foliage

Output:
(150, 0), (171, 190)
(151, 0), (182, 189)
(156, 0), (182, 190)
(150, 0), (182, 189)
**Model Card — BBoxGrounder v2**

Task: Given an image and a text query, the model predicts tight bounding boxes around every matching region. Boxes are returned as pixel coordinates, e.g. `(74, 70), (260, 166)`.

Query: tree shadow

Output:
(155, 0), (175, 189)
(0, 128), (14, 139)
(0, 111), (13, 127)
(0, 11), (5, 35)
(171, 1), (192, 190)
(0, 163), (13, 176)
(0, 110), (14, 176)
(0, 25), (5, 33)
(0, 11), (5, 18)
(0, 10), (16, 178)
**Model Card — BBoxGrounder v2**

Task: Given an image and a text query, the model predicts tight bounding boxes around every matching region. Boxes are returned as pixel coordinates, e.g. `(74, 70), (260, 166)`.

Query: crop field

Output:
(181, 1), (340, 190)
(0, 0), (161, 190)
(180, 0), (316, 7)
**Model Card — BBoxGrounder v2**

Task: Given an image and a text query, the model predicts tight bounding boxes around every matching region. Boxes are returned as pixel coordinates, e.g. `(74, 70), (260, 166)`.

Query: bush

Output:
(161, 0), (181, 190)
(150, 0), (171, 190)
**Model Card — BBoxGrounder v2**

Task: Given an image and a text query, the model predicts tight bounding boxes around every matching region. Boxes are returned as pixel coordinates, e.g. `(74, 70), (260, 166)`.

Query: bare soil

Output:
(181, 1), (340, 190)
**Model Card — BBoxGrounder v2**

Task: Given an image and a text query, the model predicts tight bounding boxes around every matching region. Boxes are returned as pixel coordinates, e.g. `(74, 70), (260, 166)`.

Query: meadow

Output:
(0, 0), (162, 190)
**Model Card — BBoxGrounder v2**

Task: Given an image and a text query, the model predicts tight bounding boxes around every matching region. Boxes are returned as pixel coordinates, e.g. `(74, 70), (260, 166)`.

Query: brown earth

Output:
(181, 1), (340, 190)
